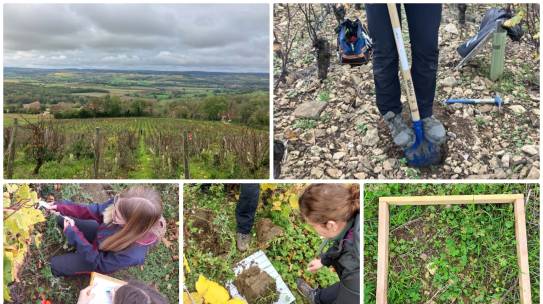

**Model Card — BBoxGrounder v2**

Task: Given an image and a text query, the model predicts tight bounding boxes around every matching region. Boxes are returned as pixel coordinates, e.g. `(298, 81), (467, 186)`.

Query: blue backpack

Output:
(337, 18), (373, 65)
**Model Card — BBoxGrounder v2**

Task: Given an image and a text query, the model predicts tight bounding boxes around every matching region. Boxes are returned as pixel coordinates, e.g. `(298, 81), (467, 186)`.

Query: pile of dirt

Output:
(256, 218), (284, 244)
(186, 208), (229, 255)
(234, 266), (279, 304)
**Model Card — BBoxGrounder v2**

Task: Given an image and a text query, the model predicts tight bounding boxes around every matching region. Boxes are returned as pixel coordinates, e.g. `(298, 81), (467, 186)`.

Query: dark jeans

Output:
(315, 283), (340, 304)
(50, 216), (99, 277)
(366, 4), (441, 119)
(235, 184), (260, 234)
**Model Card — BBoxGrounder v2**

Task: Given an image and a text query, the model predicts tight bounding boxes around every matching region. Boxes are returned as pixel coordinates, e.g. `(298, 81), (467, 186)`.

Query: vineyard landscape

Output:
(3, 67), (269, 179)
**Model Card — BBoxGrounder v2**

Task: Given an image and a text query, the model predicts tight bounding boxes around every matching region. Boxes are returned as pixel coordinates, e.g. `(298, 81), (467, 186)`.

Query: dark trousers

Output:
(50, 216), (99, 277)
(366, 4), (441, 119)
(235, 184), (260, 234)
(315, 283), (340, 304)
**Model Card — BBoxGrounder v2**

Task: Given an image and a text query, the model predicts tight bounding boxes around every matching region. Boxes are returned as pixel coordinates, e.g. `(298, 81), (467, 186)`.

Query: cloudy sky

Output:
(4, 4), (269, 73)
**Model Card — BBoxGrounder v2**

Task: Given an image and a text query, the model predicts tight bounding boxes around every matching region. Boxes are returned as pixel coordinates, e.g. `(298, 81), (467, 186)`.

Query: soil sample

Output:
(234, 266), (279, 304)
(256, 218), (284, 244)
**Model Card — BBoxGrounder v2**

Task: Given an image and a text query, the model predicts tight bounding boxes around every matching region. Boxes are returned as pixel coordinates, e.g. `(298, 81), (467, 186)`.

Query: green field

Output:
(364, 184), (540, 303)
(3, 113), (41, 126)
(4, 115), (268, 179)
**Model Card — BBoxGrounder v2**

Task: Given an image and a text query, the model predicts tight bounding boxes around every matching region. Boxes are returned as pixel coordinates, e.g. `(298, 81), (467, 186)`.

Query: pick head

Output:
(494, 94), (503, 110)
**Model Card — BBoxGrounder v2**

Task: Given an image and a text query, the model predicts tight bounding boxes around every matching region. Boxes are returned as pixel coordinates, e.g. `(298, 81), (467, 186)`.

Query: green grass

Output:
(8, 184), (179, 304)
(356, 123), (368, 135)
(364, 184), (540, 304)
(127, 137), (155, 179)
(294, 118), (317, 130)
(183, 184), (339, 302)
(318, 90), (330, 102)
(10, 155), (95, 179)
(3, 113), (42, 126)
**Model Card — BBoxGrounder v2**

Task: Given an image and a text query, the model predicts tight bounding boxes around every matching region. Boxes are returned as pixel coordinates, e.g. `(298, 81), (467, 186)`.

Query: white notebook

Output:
(88, 272), (127, 304)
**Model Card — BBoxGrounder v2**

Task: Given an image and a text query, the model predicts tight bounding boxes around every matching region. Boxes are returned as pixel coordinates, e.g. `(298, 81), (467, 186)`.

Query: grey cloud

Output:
(4, 4), (269, 73)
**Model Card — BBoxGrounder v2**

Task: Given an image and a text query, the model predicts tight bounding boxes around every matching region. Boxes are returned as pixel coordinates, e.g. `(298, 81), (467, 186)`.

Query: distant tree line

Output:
(167, 92), (269, 128)
(5, 92), (269, 129)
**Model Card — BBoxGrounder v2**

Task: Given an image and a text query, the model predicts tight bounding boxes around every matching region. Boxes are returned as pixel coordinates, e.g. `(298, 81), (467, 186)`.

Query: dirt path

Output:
(128, 136), (155, 178)
(274, 4), (540, 179)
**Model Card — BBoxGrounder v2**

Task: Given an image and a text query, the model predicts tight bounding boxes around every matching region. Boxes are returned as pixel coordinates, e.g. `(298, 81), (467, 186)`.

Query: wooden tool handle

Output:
(387, 4), (421, 122)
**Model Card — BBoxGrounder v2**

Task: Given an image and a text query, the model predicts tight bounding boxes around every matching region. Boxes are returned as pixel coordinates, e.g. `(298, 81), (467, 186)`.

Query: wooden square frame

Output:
(376, 194), (532, 304)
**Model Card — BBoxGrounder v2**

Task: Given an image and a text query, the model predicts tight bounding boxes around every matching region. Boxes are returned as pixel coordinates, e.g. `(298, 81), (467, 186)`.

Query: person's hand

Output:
(40, 201), (60, 216)
(41, 202), (57, 211)
(63, 217), (75, 231)
(77, 285), (95, 304)
(307, 258), (323, 273)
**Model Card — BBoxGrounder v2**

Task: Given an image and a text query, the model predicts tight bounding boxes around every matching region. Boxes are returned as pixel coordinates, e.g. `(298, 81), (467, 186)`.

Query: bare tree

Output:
(298, 4), (332, 81)
(22, 118), (64, 174)
(274, 4), (301, 89)
(522, 3), (540, 46)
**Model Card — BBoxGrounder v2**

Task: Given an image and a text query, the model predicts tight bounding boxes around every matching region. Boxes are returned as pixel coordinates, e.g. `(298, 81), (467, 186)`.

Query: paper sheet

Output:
(226, 250), (295, 304)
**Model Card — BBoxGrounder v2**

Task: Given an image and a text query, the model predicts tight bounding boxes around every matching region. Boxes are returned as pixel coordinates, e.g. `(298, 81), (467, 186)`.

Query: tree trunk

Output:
(316, 38), (331, 81)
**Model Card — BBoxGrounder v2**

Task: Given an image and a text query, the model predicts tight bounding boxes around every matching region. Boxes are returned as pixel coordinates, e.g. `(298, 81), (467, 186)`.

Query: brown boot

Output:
(236, 232), (251, 252)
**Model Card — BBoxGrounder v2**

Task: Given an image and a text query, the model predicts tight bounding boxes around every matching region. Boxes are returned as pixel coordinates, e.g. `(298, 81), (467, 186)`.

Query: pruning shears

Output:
(36, 200), (70, 220)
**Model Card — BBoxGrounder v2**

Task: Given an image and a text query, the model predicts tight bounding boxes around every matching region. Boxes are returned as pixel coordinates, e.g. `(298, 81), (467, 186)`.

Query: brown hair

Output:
(100, 186), (163, 252)
(299, 184), (359, 224)
(114, 280), (168, 304)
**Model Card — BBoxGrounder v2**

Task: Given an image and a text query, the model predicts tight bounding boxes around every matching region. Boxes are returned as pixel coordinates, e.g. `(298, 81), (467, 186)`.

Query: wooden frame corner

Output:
(375, 194), (531, 304)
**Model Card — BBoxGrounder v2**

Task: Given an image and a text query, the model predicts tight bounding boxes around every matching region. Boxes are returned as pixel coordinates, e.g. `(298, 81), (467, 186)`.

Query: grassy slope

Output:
(364, 184), (540, 303)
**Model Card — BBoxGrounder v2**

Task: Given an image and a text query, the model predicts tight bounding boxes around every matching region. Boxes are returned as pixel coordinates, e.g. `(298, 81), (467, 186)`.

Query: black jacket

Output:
(320, 212), (360, 304)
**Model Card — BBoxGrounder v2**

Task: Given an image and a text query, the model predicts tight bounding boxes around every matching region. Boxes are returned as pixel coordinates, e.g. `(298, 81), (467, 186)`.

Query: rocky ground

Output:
(273, 4), (540, 179)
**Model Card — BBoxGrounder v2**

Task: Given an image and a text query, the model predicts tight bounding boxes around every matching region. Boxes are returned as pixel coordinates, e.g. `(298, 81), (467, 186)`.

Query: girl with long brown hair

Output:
(296, 183), (360, 304)
(43, 186), (166, 276)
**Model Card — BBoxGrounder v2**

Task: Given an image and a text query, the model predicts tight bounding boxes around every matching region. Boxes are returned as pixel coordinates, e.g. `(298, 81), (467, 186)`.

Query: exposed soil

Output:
(256, 218), (284, 245)
(234, 266), (279, 304)
(79, 183), (113, 202)
(185, 208), (229, 256)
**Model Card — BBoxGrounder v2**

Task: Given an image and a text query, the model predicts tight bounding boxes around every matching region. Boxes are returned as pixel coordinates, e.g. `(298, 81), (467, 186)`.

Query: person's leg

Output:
(50, 252), (96, 277)
(235, 184), (260, 234)
(314, 283), (341, 304)
(405, 4), (446, 145)
(235, 184), (260, 251)
(366, 3), (402, 116)
(366, 4), (415, 148)
(404, 4), (441, 119)
(56, 216), (99, 242)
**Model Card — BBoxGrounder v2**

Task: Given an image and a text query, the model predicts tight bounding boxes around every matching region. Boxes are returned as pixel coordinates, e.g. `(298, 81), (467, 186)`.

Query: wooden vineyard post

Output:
(514, 197), (532, 304)
(183, 130), (190, 179)
(375, 194), (532, 303)
(490, 25), (506, 81)
(376, 199), (390, 304)
(6, 118), (19, 179)
(93, 127), (100, 179)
